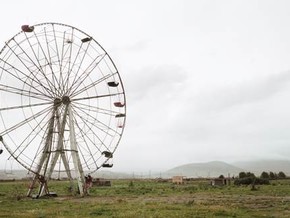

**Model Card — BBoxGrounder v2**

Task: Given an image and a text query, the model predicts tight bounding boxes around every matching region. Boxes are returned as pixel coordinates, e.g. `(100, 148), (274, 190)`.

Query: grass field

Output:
(0, 178), (290, 217)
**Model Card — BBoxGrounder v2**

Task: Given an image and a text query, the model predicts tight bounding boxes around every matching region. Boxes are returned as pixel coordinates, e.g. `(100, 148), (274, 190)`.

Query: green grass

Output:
(0, 179), (290, 217)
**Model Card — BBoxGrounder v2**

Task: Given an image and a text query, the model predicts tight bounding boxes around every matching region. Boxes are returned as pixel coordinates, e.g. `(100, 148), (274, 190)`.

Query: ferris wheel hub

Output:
(62, 96), (71, 105)
(53, 96), (71, 106)
(53, 98), (62, 106)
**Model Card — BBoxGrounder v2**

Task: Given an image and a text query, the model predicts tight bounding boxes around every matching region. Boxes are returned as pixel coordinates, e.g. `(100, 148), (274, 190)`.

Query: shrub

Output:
(255, 178), (270, 185)
(269, 172), (277, 179)
(234, 177), (269, 186)
(278, 171), (286, 179)
(234, 177), (254, 185)
(239, 172), (247, 179)
(260, 171), (269, 179)
(245, 172), (256, 178)
(239, 172), (255, 179)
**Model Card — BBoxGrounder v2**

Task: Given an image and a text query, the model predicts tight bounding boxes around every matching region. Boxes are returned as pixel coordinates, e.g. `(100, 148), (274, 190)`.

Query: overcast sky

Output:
(1, 0), (290, 172)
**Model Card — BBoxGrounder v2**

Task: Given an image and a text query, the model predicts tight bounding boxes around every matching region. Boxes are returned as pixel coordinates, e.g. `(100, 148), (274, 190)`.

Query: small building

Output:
(92, 178), (111, 186)
(172, 176), (184, 184)
(210, 178), (231, 186)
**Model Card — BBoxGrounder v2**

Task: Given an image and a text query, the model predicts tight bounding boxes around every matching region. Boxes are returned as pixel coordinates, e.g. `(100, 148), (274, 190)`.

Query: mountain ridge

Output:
(1, 159), (290, 180)
(164, 160), (243, 178)
(232, 159), (290, 175)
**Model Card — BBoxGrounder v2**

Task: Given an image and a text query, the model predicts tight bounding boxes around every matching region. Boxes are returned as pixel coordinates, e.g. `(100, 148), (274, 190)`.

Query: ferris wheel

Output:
(0, 23), (126, 197)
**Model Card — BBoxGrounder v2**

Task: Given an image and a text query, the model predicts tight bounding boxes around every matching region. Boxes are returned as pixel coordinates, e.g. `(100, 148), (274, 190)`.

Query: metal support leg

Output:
(27, 107), (56, 197)
(68, 104), (86, 196)
(46, 107), (73, 189)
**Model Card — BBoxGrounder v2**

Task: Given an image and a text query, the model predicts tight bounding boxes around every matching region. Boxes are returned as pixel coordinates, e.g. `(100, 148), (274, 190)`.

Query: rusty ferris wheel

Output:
(0, 23), (126, 197)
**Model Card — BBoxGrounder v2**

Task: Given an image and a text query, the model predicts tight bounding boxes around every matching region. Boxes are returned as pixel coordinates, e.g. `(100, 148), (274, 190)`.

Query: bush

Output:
(245, 172), (256, 178)
(239, 172), (255, 179)
(255, 178), (270, 185)
(260, 171), (269, 179)
(234, 177), (269, 186)
(234, 177), (254, 185)
(239, 172), (247, 179)
(269, 172), (277, 179)
(278, 171), (286, 179)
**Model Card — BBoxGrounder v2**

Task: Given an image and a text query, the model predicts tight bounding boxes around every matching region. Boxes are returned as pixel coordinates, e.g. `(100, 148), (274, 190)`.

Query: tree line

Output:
(233, 171), (287, 186)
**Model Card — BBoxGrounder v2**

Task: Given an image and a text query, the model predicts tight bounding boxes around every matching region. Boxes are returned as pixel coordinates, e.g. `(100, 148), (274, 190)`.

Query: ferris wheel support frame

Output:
(68, 103), (86, 196)
(27, 100), (58, 197)
(26, 99), (87, 197)
(46, 107), (74, 193)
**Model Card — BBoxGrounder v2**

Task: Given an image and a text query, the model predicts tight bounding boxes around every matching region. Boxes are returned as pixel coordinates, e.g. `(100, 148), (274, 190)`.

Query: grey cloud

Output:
(110, 40), (150, 54)
(124, 40), (150, 52)
(164, 71), (290, 151)
(196, 71), (290, 113)
(125, 65), (188, 102)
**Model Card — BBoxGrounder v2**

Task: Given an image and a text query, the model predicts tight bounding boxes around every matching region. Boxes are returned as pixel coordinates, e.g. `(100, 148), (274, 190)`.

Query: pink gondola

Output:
(114, 102), (125, 107)
(21, 25), (34, 33)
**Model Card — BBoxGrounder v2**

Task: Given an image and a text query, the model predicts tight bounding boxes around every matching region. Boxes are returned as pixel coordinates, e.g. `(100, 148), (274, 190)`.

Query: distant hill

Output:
(164, 161), (243, 178)
(91, 170), (134, 179)
(2, 160), (290, 180)
(0, 169), (134, 180)
(0, 170), (30, 180)
(232, 160), (290, 176)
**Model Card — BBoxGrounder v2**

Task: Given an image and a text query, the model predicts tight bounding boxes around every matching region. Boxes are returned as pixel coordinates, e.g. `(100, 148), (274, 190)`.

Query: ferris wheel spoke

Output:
(43, 28), (62, 96)
(0, 59), (53, 98)
(6, 40), (56, 97)
(75, 104), (117, 133)
(75, 102), (119, 117)
(14, 153), (38, 174)
(68, 53), (107, 96)
(22, 33), (58, 96)
(67, 41), (93, 94)
(32, 30), (62, 97)
(0, 101), (52, 112)
(70, 72), (115, 98)
(59, 31), (68, 94)
(52, 24), (61, 73)
(71, 92), (124, 102)
(0, 83), (51, 101)
(73, 108), (115, 145)
(73, 120), (98, 170)
(29, 140), (45, 173)
(73, 112), (106, 153)
(0, 104), (52, 136)
(72, 105), (119, 137)
(9, 109), (51, 160)
(63, 28), (75, 95)
(64, 39), (84, 93)
(1, 136), (34, 173)
(67, 51), (106, 96)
